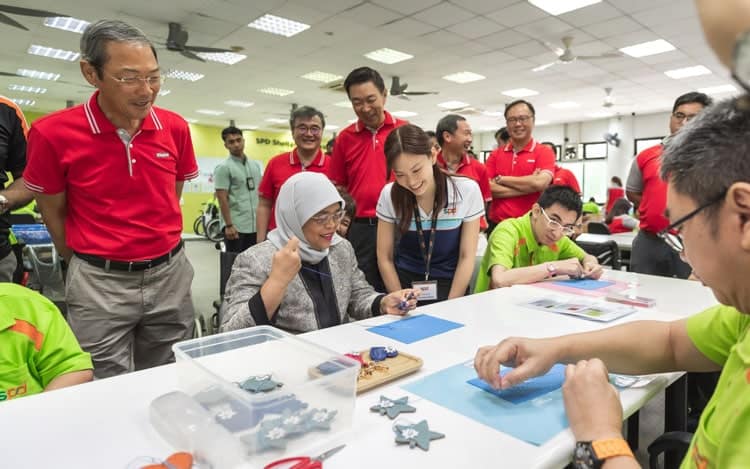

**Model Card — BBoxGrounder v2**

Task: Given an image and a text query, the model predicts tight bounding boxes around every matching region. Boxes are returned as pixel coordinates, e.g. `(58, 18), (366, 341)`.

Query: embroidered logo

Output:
(0, 382), (27, 401)
(155, 152), (170, 158)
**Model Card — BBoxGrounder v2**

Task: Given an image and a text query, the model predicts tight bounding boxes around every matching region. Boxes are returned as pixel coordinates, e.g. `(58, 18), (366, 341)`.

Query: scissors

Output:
(264, 444), (346, 469)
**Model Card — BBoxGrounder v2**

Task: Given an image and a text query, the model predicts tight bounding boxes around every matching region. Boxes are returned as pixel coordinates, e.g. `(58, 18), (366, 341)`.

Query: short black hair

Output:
(672, 92), (713, 113)
(541, 141), (556, 152)
(495, 127), (509, 141)
(504, 100), (536, 118)
(289, 105), (325, 131)
(344, 66), (386, 97)
(435, 114), (466, 146)
(537, 185), (582, 219)
(221, 126), (243, 142)
(424, 130), (436, 139)
(338, 188), (356, 219)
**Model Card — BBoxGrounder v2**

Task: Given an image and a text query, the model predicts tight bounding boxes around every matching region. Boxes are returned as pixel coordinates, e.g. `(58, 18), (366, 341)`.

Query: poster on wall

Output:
(184, 157), (224, 193)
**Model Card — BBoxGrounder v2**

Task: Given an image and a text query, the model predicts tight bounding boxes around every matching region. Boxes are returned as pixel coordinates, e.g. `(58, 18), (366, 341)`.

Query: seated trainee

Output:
(605, 198), (637, 234)
(1, 283), (93, 401)
(474, 185), (603, 292)
(221, 172), (418, 334)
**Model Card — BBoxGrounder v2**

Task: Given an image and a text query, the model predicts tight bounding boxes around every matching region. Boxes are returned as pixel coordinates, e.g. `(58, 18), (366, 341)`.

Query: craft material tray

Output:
(356, 349), (423, 393)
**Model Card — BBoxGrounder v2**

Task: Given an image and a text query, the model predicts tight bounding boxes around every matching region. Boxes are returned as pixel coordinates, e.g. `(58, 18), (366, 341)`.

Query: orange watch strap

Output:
(591, 438), (634, 460)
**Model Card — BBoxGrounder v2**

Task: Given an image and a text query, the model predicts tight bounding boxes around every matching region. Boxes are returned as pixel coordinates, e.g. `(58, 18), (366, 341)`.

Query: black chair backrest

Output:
(587, 222), (611, 234)
(575, 239), (621, 270)
(219, 251), (239, 297)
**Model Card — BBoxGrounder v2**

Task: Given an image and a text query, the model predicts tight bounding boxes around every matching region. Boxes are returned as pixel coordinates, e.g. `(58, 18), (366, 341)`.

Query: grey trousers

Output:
(65, 249), (195, 378)
(630, 230), (691, 279)
(0, 250), (17, 282)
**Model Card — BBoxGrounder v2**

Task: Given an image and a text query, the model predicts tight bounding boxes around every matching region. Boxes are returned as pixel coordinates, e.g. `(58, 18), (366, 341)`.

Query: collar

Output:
(504, 138), (537, 154)
(354, 110), (397, 133)
(229, 154), (247, 163)
(289, 148), (325, 167)
(83, 90), (163, 135)
(436, 151), (468, 171)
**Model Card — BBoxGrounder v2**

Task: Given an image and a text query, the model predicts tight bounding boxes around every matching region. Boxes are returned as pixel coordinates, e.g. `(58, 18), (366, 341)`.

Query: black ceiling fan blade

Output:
(180, 49), (206, 62)
(0, 12), (27, 30)
(184, 45), (235, 54)
(0, 5), (69, 17)
(0, 70), (19, 77)
(403, 91), (438, 96)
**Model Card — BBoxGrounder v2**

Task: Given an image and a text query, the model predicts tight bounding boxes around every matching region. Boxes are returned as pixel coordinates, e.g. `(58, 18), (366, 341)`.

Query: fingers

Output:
(286, 236), (300, 251)
(475, 340), (519, 389)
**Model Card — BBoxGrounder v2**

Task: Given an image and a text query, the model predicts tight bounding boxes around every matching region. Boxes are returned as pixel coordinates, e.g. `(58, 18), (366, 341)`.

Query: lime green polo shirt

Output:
(0, 283), (92, 402)
(582, 201), (600, 214)
(682, 305), (750, 468)
(474, 212), (586, 293)
(213, 155), (263, 234)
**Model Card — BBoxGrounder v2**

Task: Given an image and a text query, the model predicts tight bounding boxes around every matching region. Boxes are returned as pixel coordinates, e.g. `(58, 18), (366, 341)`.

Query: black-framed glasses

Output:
(295, 125), (322, 136)
(671, 111), (699, 122)
(658, 192), (726, 253)
(506, 115), (532, 125)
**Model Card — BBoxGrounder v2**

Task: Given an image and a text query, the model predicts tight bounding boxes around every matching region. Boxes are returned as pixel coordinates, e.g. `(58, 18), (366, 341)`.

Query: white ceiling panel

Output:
(486, 2), (548, 28)
(413, 2), (476, 28)
(453, 0), (518, 15)
(446, 16), (504, 40)
(371, 0), (441, 16)
(338, 3), (402, 27)
(559, 2), (621, 27)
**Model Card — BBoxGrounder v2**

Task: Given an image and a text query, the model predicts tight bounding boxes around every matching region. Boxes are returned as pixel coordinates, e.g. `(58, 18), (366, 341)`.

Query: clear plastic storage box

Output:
(158, 326), (359, 469)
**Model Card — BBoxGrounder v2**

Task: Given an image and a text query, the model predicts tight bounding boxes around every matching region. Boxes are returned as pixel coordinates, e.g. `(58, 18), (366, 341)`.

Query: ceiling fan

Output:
(0, 4), (70, 31)
(390, 76), (438, 100)
(165, 22), (241, 62)
(440, 105), (484, 116)
(533, 36), (622, 72)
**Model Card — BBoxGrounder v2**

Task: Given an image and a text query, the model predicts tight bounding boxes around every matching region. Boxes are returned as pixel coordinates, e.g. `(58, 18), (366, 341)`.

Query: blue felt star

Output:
(254, 416), (290, 451)
(370, 396), (416, 419)
(279, 408), (307, 436)
(394, 420), (445, 451)
(239, 374), (283, 393)
(304, 408), (338, 430)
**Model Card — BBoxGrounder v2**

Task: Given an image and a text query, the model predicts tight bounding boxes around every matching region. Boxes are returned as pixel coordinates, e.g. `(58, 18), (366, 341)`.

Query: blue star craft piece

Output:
(370, 396), (416, 419)
(394, 420), (445, 451)
(239, 374), (283, 393)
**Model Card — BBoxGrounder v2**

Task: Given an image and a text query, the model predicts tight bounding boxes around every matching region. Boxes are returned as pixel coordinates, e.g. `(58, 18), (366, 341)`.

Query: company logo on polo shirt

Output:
(155, 152), (170, 158)
(0, 382), (27, 401)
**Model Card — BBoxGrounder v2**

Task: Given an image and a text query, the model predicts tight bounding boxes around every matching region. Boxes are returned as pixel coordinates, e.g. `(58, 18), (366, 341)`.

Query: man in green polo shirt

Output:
(1, 283), (93, 401)
(214, 126), (264, 253)
(474, 185), (602, 293)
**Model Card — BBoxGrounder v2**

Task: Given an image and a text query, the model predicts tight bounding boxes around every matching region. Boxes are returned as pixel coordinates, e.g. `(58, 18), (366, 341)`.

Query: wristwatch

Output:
(546, 263), (557, 278)
(733, 29), (750, 93)
(573, 438), (634, 469)
(0, 194), (8, 213)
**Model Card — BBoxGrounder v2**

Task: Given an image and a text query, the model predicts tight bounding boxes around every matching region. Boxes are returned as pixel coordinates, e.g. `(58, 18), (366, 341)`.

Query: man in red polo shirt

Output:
(330, 67), (407, 290)
(485, 100), (555, 233)
(435, 114), (491, 230)
(23, 20), (199, 378)
(257, 105), (331, 242)
(626, 91), (712, 278)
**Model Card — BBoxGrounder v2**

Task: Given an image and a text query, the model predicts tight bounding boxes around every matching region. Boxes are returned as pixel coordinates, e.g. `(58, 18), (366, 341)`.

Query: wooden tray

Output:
(355, 349), (423, 394)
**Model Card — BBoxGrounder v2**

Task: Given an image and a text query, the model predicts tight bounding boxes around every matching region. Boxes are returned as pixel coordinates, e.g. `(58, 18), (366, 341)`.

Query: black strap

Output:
(413, 197), (440, 281)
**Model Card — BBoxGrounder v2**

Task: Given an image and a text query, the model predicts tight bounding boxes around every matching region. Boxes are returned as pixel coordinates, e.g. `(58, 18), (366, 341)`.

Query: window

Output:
(634, 137), (665, 155)
(582, 141), (608, 160)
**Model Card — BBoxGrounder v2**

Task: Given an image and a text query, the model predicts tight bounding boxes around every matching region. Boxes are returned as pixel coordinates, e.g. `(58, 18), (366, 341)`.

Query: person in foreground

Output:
(474, 97), (750, 468)
(474, 185), (602, 293)
(221, 172), (418, 334)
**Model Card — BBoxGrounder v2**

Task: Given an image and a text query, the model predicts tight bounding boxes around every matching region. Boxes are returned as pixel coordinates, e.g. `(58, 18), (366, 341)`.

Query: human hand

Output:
(224, 225), (239, 240)
(582, 259), (603, 279)
(556, 258), (584, 279)
(562, 359), (623, 441)
(270, 236), (302, 284)
(473, 337), (558, 390)
(380, 288), (419, 315)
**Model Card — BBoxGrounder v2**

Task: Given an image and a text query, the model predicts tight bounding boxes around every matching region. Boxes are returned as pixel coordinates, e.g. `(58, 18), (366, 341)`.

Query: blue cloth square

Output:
(366, 314), (464, 344)
(467, 364), (566, 404)
(551, 279), (615, 290)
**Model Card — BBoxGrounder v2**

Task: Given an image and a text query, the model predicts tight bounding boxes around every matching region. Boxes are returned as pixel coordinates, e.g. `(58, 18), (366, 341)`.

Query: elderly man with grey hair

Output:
(23, 20), (199, 378)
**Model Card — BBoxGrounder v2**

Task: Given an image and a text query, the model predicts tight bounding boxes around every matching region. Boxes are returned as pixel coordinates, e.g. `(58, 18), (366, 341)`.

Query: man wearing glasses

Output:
(473, 185), (602, 293)
(214, 126), (263, 253)
(626, 92), (713, 278)
(485, 100), (556, 234)
(23, 20), (199, 378)
(256, 106), (330, 243)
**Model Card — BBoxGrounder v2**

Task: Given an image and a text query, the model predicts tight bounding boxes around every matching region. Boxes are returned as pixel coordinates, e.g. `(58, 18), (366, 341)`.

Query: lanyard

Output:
(413, 198), (440, 281)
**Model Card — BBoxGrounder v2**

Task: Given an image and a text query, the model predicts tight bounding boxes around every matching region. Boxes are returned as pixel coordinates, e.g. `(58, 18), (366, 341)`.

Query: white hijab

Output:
(267, 172), (344, 264)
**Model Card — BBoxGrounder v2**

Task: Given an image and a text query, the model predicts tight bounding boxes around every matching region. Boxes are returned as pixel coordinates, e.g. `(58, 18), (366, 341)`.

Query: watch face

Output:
(573, 443), (597, 469)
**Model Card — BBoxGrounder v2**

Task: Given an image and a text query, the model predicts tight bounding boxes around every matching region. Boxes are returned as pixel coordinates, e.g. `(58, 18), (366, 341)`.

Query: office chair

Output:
(211, 242), (239, 334)
(587, 222), (612, 234)
(574, 240), (621, 270)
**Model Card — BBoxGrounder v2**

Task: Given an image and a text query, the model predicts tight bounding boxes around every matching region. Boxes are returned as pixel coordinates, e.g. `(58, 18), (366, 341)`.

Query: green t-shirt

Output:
(213, 155), (264, 234)
(582, 201), (600, 214)
(0, 283), (92, 402)
(474, 212), (586, 293)
(682, 305), (750, 468)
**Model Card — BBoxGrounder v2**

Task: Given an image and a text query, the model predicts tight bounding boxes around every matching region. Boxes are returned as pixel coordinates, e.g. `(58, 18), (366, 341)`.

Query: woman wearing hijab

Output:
(221, 172), (418, 333)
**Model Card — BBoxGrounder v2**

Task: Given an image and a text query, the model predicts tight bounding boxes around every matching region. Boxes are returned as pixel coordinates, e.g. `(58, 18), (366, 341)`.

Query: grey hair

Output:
(80, 20), (157, 74)
(661, 96), (750, 222)
(289, 105), (325, 131)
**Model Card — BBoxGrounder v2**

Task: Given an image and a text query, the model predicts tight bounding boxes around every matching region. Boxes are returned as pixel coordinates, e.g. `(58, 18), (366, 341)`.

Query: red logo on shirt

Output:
(745, 367), (750, 384)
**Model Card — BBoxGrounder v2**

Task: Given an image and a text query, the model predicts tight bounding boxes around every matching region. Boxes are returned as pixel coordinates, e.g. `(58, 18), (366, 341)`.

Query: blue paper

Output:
(404, 361), (568, 446)
(366, 314), (464, 344)
(552, 279), (615, 290)
(466, 364), (565, 404)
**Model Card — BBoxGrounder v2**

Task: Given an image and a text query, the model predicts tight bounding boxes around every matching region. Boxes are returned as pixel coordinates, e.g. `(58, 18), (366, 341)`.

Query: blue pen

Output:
(399, 292), (416, 310)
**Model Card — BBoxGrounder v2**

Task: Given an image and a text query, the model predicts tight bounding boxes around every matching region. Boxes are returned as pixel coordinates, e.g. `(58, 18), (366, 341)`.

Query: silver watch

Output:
(0, 194), (8, 213)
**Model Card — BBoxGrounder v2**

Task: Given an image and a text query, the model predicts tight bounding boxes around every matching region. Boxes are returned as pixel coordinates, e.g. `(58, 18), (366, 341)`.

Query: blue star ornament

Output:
(239, 374), (283, 393)
(304, 408), (338, 430)
(370, 396), (416, 419)
(394, 420), (445, 451)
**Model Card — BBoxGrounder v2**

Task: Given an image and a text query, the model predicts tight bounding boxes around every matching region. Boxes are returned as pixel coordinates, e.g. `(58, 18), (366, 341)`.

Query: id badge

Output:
(412, 280), (438, 301)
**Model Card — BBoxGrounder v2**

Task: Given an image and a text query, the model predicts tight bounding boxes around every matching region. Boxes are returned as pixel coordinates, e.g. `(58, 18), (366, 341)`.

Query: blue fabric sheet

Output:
(366, 314), (464, 344)
(551, 279), (615, 290)
(467, 364), (566, 404)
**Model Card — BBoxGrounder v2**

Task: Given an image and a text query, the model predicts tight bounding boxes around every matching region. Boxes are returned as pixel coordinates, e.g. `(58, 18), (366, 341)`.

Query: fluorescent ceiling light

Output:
(364, 48), (413, 64)
(8, 84), (47, 94)
(348, 118), (358, 123)
(185, 118), (199, 124)
(158, 89), (171, 97)
(479, 126), (498, 132)
(166, 70), (204, 82)
(224, 100), (254, 108)
(587, 111), (614, 118)
(442, 71), (486, 84)
(301, 71), (343, 83)
(438, 100), (469, 109)
(698, 84), (738, 94)
(619, 39), (675, 58)
(248, 14), (310, 37)
(11, 98), (35, 107)
(549, 101), (580, 109)
(664, 65), (712, 79)
(333, 101), (351, 108)
(501, 88), (539, 98)
(27, 44), (80, 61)
(482, 110), (505, 117)
(265, 118), (288, 124)
(239, 124), (258, 130)
(258, 87), (294, 96)
(391, 111), (418, 118)
(326, 124), (339, 130)
(16, 68), (60, 81)
(196, 52), (247, 65)
(195, 109), (225, 116)
(535, 120), (550, 126)
(528, 0), (601, 15)
(43, 17), (90, 33)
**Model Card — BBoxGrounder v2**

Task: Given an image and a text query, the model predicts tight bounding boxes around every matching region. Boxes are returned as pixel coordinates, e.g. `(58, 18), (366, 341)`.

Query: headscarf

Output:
(267, 172), (344, 264)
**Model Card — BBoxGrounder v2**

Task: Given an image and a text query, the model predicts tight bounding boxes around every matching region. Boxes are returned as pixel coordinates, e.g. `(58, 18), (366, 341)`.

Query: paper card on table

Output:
(466, 364), (566, 404)
(552, 279), (615, 290)
(366, 314), (464, 344)
(521, 296), (635, 322)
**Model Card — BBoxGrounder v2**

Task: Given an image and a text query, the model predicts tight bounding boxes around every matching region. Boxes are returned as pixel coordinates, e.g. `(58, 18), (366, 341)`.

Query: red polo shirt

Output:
(485, 139), (555, 222)
(605, 187), (625, 213)
(23, 91), (198, 260)
(633, 144), (668, 234)
(258, 148), (331, 230)
(552, 165), (581, 194)
(329, 111), (407, 218)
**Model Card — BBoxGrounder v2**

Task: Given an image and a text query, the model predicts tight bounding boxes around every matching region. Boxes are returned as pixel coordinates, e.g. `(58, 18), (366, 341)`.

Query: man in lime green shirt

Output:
(474, 97), (750, 468)
(0, 283), (93, 401)
(475, 185), (603, 293)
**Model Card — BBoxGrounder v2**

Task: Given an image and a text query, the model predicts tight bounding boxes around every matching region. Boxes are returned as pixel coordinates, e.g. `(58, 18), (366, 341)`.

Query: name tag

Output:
(412, 280), (438, 301)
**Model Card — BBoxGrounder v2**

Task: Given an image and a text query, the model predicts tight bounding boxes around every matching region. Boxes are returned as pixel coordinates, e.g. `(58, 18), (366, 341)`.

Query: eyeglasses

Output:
(294, 125), (322, 136)
(672, 111), (699, 122)
(104, 72), (164, 88)
(658, 193), (725, 253)
(539, 207), (579, 236)
(506, 115), (532, 125)
(310, 209), (346, 225)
